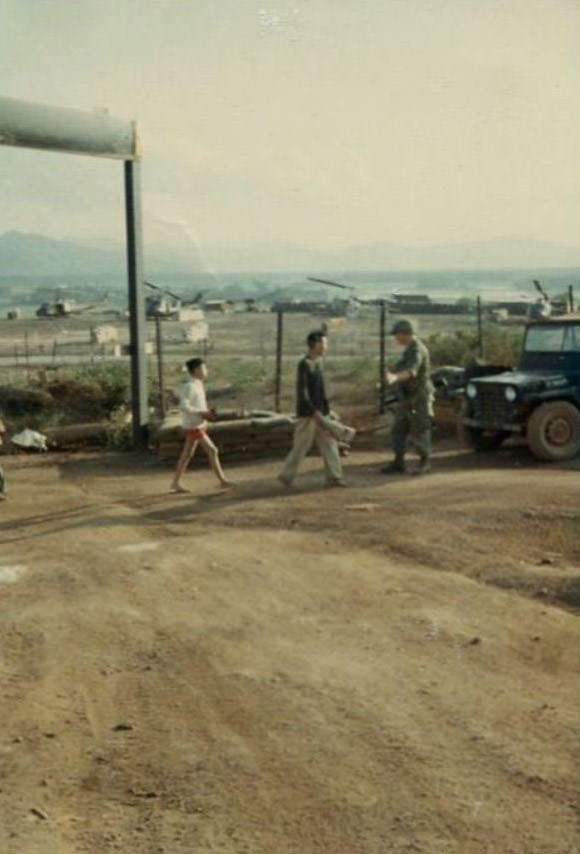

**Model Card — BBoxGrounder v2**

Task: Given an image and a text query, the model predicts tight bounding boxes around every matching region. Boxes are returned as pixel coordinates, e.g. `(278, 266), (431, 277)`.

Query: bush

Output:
(47, 364), (131, 421)
(73, 363), (130, 411)
(425, 327), (522, 368)
(105, 406), (133, 450)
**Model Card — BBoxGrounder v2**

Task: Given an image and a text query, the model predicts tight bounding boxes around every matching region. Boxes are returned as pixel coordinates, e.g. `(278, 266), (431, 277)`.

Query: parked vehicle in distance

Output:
(458, 315), (580, 461)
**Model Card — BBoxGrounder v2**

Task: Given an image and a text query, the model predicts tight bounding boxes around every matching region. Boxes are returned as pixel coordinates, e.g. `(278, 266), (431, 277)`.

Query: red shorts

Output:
(184, 427), (208, 441)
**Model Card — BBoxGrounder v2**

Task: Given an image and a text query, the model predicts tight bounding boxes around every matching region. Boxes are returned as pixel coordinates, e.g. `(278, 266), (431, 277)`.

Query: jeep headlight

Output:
(504, 386), (517, 403)
(466, 382), (478, 400)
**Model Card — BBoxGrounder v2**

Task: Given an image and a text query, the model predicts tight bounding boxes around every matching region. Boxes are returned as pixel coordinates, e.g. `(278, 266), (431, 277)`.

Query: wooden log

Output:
(44, 422), (109, 449)
(155, 409), (295, 463)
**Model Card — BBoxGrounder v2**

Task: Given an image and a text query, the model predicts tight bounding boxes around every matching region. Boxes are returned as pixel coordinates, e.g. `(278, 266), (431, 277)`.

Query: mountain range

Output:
(0, 229), (578, 276)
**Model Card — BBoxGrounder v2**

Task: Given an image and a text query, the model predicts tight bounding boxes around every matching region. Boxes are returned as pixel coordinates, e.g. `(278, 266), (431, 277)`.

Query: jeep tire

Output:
(527, 401), (580, 461)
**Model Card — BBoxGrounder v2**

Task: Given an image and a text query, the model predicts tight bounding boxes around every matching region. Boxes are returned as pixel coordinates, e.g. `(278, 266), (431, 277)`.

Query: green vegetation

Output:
(425, 326), (522, 368)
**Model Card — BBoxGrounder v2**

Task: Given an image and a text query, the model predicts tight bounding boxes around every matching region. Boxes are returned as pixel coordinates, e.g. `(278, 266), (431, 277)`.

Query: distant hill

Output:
(203, 237), (580, 272)
(0, 231), (123, 276)
(0, 230), (578, 275)
(0, 230), (202, 276)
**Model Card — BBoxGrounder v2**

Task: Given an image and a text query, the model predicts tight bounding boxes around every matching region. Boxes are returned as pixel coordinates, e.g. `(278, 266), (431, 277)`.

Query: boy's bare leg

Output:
(170, 436), (198, 492)
(200, 435), (232, 488)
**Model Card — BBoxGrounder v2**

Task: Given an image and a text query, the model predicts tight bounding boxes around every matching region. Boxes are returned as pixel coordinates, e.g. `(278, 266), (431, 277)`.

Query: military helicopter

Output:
(36, 297), (96, 318)
(528, 279), (569, 319)
(144, 281), (204, 319)
(305, 276), (393, 316)
(267, 276), (367, 318)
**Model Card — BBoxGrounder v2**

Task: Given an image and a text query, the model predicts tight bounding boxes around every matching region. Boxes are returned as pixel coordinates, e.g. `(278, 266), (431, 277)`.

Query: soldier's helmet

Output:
(390, 318), (415, 335)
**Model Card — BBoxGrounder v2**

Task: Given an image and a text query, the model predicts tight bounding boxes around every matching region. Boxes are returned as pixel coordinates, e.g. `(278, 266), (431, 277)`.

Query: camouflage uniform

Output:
(391, 337), (434, 459)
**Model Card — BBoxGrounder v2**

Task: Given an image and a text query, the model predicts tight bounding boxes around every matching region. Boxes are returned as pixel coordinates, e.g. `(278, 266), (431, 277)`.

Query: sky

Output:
(1, 0), (579, 262)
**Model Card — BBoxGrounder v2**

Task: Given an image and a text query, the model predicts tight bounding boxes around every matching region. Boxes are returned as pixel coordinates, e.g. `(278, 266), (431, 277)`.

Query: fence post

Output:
(379, 300), (387, 413)
(155, 315), (166, 419)
(274, 310), (284, 413)
(24, 331), (31, 381)
(476, 295), (484, 359)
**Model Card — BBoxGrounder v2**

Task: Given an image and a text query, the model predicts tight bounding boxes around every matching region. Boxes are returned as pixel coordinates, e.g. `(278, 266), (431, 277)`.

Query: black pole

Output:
(275, 310), (284, 413)
(568, 284), (575, 313)
(379, 300), (387, 414)
(155, 315), (166, 419)
(124, 160), (148, 447)
(476, 295), (484, 359)
(24, 330), (30, 381)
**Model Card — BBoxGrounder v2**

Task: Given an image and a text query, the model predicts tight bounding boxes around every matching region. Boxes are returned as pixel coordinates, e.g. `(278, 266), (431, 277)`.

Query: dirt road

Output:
(0, 444), (579, 853)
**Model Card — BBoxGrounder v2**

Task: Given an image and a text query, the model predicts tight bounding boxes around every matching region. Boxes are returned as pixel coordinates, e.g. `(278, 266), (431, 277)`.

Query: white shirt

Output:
(178, 377), (208, 429)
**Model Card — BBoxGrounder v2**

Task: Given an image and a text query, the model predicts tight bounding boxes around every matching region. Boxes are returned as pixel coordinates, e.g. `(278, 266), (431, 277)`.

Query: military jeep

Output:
(458, 315), (580, 461)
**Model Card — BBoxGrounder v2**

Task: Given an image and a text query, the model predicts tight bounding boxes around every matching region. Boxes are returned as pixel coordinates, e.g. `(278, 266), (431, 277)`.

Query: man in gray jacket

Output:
(278, 330), (344, 487)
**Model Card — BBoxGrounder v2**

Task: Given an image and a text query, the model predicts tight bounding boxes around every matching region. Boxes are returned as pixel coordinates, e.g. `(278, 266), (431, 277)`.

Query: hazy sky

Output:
(1, 0), (579, 254)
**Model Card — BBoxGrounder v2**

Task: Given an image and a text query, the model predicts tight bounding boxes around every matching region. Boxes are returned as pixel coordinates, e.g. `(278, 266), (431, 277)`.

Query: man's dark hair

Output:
(185, 357), (205, 374)
(306, 330), (326, 348)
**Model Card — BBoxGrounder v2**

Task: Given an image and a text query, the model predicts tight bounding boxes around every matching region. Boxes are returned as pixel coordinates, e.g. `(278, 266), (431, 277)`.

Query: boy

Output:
(170, 357), (232, 493)
(278, 330), (350, 488)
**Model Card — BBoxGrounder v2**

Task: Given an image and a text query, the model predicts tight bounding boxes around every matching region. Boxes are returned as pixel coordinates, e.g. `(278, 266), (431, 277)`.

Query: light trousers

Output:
(280, 417), (343, 484)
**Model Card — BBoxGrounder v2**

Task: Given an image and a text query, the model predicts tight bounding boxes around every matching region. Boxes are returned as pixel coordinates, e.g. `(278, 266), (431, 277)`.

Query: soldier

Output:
(380, 318), (434, 476)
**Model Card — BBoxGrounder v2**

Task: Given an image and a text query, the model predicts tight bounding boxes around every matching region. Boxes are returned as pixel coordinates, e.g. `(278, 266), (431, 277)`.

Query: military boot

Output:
(412, 455), (431, 476)
(379, 454), (406, 475)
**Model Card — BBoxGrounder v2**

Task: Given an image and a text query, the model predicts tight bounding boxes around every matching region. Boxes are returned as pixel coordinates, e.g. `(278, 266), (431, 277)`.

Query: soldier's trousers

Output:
(391, 405), (432, 458)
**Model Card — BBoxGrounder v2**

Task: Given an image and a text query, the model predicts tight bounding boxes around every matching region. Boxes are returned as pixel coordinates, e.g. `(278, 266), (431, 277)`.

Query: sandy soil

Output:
(0, 443), (579, 854)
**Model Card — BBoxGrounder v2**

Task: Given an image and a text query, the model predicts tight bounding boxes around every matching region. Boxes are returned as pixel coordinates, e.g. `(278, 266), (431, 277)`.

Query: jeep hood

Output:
(473, 370), (570, 391)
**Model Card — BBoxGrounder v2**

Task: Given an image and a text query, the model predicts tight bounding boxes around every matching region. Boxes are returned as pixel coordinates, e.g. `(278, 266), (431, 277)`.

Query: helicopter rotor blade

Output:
(533, 279), (550, 301)
(145, 280), (183, 301)
(307, 276), (356, 292)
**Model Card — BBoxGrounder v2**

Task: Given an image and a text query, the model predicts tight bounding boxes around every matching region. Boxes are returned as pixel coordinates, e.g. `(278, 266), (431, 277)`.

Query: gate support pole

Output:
(124, 160), (148, 446)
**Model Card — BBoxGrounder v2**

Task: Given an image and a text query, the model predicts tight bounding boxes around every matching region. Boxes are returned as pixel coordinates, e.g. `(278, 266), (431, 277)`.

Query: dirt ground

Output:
(0, 441), (579, 854)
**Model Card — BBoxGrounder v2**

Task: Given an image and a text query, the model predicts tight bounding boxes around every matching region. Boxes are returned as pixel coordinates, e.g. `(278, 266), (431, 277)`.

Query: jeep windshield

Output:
(525, 324), (580, 353)
(521, 323), (580, 373)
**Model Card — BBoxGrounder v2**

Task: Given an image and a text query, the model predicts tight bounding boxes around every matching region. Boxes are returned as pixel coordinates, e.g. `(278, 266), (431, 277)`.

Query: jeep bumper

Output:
(460, 417), (523, 433)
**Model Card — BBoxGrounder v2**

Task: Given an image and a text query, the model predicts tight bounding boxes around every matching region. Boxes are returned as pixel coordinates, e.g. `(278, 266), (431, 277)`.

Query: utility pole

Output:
(476, 295), (484, 359)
